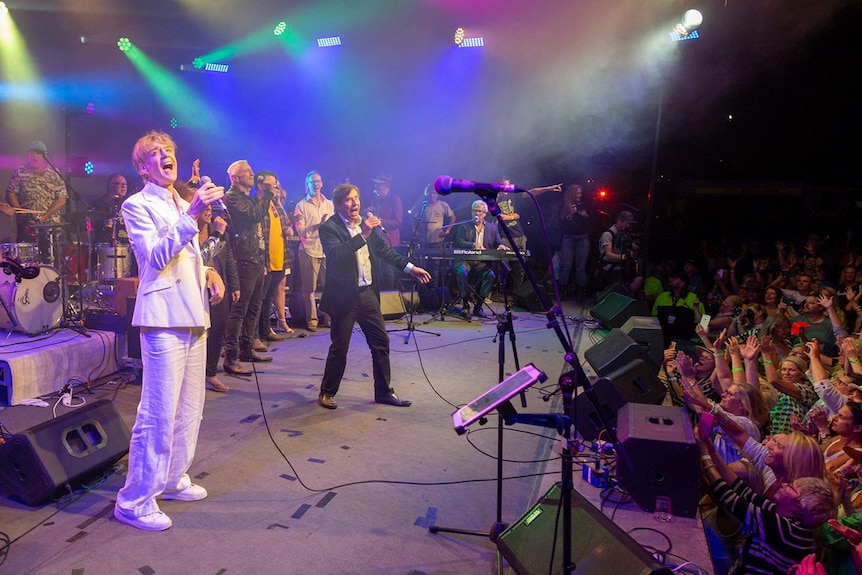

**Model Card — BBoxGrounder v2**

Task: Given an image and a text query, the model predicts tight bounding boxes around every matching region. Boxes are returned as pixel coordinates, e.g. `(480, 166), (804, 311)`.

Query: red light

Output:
(597, 187), (609, 200)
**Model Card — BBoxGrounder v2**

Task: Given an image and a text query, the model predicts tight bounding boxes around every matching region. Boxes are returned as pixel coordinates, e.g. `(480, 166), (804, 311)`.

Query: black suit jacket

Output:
(318, 214), (410, 318)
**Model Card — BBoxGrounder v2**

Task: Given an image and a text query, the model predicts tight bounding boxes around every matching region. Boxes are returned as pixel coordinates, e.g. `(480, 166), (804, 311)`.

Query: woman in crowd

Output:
(557, 184), (590, 299)
(698, 430), (834, 575)
(762, 285), (784, 316)
(196, 204), (239, 392)
(762, 339), (818, 435)
(760, 313), (794, 363)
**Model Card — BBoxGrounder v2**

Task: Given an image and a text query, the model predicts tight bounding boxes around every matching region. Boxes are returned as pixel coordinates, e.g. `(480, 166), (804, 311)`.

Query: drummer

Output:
(93, 173), (130, 244)
(5, 140), (67, 235)
(4, 140), (68, 261)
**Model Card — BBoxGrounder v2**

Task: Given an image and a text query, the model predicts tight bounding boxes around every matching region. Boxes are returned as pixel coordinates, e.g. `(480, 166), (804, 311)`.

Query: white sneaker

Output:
(161, 484), (208, 501)
(114, 506), (172, 531)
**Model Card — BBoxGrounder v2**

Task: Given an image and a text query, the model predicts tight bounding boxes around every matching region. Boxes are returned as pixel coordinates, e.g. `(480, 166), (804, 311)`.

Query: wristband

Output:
(731, 367), (744, 374)
(709, 403), (719, 415)
(761, 359), (773, 365)
(700, 455), (712, 462)
(702, 464), (716, 471)
(850, 358), (860, 364)
(211, 230), (222, 239)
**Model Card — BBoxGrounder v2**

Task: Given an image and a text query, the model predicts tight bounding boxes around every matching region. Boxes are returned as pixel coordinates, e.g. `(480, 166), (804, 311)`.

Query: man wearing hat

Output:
(369, 172), (402, 291)
(5, 140), (68, 246)
(597, 210), (642, 295)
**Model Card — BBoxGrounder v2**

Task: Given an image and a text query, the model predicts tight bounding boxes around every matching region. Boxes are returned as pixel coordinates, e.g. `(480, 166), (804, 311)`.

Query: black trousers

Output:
(320, 286), (392, 399)
(223, 260), (264, 360)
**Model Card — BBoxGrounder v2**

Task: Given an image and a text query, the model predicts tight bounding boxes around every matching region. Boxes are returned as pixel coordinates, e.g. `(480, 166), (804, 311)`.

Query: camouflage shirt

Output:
(5, 166), (68, 221)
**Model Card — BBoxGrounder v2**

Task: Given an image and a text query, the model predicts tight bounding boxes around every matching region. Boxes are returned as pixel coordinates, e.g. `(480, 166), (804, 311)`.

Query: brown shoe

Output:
(223, 361), (252, 376)
(262, 330), (286, 342)
(205, 376), (229, 392)
(306, 322), (318, 332)
(318, 394), (337, 409)
(252, 339), (268, 352)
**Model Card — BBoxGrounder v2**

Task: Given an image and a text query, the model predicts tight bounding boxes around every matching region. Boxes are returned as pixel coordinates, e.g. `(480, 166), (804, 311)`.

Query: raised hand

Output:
(740, 335), (761, 360)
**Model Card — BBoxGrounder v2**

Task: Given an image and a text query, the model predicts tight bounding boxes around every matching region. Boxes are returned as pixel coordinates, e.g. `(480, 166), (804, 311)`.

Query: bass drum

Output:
(0, 266), (63, 335)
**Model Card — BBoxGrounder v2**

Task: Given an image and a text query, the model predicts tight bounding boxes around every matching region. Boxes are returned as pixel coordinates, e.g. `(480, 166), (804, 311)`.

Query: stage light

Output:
(317, 36), (341, 48)
(117, 37), (131, 52)
(170, 117), (178, 129)
(596, 187), (610, 201)
(204, 62), (229, 72)
(84, 161), (94, 175)
(274, 21), (287, 36)
(454, 27), (465, 46)
(192, 57), (203, 69)
(458, 37), (484, 48)
(670, 9), (702, 41)
(0, 2), (7, 15)
(86, 102), (95, 115)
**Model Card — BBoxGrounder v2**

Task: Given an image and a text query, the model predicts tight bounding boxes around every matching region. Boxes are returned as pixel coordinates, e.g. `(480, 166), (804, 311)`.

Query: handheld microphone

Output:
(200, 176), (231, 220)
(366, 210), (386, 233)
(434, 175), (524, 196)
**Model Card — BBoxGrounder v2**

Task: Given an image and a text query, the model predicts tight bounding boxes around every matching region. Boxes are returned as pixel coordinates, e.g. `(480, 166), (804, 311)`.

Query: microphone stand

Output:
(386, 206), (440, 343)
(41, 153), (89, 337)
(429, 187), (628, 575)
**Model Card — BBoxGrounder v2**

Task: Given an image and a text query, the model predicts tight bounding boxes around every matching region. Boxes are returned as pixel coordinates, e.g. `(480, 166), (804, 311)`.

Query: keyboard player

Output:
(453, 199), (510, 318)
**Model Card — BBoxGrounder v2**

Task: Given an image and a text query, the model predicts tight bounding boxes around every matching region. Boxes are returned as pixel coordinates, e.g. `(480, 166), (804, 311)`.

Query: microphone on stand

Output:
(434, 175), (526, 196)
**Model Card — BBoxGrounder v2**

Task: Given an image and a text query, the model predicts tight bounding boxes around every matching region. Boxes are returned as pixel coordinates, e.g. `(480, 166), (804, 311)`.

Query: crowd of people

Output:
(646, 238), (862, 573)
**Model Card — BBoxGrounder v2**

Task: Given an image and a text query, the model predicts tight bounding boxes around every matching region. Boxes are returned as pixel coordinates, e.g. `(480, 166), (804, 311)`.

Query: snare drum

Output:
(0, 266), (63, 335)
(96, 243), (131, 281)
(0, 242), (38, 264)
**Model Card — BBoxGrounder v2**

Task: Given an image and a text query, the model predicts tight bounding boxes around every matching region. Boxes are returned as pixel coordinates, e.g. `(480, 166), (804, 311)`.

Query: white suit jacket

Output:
(121, 181), (211, 329)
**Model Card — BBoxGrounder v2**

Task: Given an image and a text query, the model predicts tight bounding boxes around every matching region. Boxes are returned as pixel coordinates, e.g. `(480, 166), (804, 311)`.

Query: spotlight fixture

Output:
(117, 37), (132, 52)
(192, 57), (204, 69)
(317, 36), (341, 48)
(84, 161), (94, 176)
(672, 9), (703, 39)
(86, 102), (95, 115)
(453, 27), (465, 46)
(274, 21), (287, 36)
(170, 118), (178, 129)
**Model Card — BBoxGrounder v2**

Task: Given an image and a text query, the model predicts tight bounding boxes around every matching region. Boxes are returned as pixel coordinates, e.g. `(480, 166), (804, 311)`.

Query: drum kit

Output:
(0, 212), (134, 336)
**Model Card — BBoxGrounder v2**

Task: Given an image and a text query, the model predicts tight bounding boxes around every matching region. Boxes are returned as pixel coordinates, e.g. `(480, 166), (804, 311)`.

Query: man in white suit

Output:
(114, 131), (226, 531)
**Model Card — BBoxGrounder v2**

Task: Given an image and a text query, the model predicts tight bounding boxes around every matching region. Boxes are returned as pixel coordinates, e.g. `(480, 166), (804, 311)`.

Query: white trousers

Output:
(116, 327), (207, 516)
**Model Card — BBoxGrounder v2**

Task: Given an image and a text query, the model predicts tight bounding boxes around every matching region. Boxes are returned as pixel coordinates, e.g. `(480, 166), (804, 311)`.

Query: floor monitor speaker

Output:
(515, 282), (548, 313)
(573, 360), (665, 441)
(590, 291), (648, 329)
(615, 403), (700, 518)
(584, 329), (648, 377)
(0, 399), (131, 506)
(497, 483), (672, 575)
(620, 316), (663, 372)
(380, 290), (406, 320)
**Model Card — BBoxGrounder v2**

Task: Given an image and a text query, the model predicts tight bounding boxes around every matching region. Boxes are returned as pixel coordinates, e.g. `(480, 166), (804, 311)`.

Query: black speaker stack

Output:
(0, 399), (131, 506)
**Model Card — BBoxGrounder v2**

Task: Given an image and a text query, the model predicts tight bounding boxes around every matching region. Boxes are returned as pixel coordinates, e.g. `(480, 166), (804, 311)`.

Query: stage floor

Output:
(0, 298), (713, 575)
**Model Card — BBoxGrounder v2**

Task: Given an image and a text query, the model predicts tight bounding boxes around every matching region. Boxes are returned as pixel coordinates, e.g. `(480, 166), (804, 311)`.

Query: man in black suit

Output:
(453, 199), (510, 318)
(317, 183), (431, 410)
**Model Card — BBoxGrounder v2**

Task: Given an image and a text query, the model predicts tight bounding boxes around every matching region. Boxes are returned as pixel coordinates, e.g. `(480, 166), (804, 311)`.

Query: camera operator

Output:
(598, 210), (643, 296)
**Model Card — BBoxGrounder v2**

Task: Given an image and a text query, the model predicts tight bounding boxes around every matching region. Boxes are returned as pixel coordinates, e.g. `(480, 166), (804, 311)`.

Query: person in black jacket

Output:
(222, 160), (273, 374)
(316, 183), (431, 410)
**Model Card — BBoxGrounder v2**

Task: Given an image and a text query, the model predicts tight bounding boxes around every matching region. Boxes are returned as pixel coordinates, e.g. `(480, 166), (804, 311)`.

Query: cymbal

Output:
(30, 221), (70, 229)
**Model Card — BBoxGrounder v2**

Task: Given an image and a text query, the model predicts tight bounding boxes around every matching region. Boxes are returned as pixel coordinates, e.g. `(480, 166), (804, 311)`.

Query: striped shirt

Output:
(712, 478), (815, 575)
